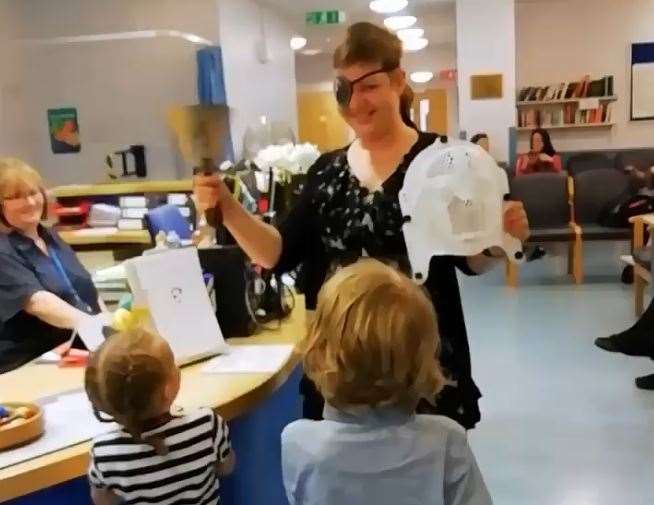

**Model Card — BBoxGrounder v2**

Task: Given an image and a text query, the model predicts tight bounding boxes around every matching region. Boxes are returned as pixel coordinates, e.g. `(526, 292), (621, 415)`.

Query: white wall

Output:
(0, 0), (219, 185)
(456, 0), (516, 162)
(218, 0), (298, 159)
(516, 0), (654, 153)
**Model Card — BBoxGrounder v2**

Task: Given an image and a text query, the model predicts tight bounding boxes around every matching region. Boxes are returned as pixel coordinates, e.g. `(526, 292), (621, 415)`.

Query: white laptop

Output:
(124, 247), (228, 366)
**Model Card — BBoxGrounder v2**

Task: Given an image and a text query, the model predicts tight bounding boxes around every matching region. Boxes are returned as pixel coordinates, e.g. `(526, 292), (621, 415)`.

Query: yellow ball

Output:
(112, 308), (133, 332)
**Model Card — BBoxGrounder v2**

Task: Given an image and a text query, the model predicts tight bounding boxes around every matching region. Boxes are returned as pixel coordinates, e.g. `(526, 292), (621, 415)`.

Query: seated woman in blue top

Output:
(0, 158), (101, 373)
(282, 259), (491, 505)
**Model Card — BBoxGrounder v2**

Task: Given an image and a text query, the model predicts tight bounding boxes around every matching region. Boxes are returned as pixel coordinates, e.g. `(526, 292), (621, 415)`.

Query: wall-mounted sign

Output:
(47, 108), (81, 154)
(470, 74), (503, 100)
(306, 10), (346, 25)
(631, 42), (654, 120)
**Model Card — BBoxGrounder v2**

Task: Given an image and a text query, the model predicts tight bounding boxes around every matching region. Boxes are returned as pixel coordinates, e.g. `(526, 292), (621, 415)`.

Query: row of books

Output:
(518, 103), (613, 128)
(54, 193), (191, 231)
(115, 193), (191, 231)
(518, 75), (614, 102)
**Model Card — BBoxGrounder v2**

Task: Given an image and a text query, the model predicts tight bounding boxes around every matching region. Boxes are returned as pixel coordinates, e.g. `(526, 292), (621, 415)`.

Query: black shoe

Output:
(594, 331), (654, 358)
(621, 265), (634, 285)
(635, 373), (654, 390)
(527, 246), (547, 262)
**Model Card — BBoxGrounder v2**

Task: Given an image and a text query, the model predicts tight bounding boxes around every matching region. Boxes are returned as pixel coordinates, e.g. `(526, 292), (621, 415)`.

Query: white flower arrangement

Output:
(253, 142), (320, 191)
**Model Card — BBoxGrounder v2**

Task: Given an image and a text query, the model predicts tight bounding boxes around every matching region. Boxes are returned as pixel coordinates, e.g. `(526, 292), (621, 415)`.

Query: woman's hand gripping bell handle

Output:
(193, 173), (282, 269)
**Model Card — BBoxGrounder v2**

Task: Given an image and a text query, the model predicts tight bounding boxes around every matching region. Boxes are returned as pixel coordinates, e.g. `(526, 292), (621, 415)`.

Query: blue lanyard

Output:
(49, 247), (92, 313)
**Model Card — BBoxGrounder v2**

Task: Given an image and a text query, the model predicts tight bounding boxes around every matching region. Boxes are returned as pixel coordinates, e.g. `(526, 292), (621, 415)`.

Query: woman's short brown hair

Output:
(300, 259), (446, 411)
(333, 22), (415, 127)
(333, 22), (402, 71)
(0, 158), (48, 227)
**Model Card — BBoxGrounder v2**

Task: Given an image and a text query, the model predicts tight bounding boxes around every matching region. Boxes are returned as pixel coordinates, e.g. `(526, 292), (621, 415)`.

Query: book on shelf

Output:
(565, 82), (578, 99)
(167, 193), (189, 206)
(121, 207), (149, 219)
(119, 196), (147, 208)
(118, 218), (145, 231)
(528, 87), (541, 101)
(518, 87), (531, 101)
(604, 75), (614, 97)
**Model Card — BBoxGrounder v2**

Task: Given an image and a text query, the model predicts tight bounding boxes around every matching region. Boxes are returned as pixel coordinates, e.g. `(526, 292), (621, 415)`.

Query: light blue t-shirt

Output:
(282, 405), (492, 505)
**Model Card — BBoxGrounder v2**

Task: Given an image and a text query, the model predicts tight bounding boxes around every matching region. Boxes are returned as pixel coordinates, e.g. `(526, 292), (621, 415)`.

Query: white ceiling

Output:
(267, 0), (458, 86)
(263, 0), (456, 54)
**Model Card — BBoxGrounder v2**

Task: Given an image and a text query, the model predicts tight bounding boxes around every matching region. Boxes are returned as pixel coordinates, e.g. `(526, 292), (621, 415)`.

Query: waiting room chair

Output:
(614, 150), (654, 174)
(507, 171), (581, 286)
(566, 152), (613, 176)
(571, 168), (631, 283)
(628, 213), (654, 316)
(144, 204), (193, 242)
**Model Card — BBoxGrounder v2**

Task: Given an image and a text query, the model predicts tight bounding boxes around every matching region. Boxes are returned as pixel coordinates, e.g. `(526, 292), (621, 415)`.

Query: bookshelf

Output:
(517, 95), (618, 107)
(516, 123), (615, 132)
(51, 179), (194, 250)
(516, 75), (616, 131)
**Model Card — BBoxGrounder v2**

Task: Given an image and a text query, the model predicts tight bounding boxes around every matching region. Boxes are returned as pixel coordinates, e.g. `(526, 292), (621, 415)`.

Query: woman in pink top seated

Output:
(516, 128), (562, 176)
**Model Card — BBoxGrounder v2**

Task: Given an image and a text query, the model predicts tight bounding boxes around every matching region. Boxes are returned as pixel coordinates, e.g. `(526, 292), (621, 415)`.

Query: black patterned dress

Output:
(275, 131), (482, 429)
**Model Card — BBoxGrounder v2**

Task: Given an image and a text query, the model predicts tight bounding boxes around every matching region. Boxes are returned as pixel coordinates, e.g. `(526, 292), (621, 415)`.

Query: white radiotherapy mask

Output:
(399, 138), (524, 283)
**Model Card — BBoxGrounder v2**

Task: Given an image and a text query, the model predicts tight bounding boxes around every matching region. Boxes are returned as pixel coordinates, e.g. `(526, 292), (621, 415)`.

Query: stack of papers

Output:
(202, 344), (294, 374)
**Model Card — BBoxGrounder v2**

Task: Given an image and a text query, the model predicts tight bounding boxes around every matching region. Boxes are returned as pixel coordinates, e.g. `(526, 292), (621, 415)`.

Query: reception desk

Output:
(0, 304), (306, 505)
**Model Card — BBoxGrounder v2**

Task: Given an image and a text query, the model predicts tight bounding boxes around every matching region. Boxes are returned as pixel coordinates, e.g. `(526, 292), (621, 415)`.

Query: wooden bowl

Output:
(0, 402), (45, 451)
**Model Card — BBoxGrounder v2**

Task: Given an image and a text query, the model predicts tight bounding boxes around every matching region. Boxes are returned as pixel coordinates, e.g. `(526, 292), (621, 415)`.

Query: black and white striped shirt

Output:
(88, 408), (231, 505)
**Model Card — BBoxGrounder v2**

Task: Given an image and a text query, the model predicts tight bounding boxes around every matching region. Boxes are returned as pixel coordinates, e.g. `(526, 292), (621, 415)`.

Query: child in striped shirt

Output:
(84, 328), (234, 505)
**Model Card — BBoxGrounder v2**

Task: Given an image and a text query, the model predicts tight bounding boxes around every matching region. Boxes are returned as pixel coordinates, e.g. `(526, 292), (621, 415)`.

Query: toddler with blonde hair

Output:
(282, 259), (491, 505)
(85, 328), (234, 505)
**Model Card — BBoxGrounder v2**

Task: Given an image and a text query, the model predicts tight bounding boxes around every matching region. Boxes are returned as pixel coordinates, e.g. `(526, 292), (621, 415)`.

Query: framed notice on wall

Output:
(47, 107), (81, 153)
(631, 42), (654, 120)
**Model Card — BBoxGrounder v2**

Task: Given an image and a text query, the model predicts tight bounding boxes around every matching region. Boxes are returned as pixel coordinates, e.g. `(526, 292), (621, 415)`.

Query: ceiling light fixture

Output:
(300, 48), (322, 56)
(410, 71), (434, 84)
(369, 0), (408, 14)
(397, 28), (425, 41)
(290, 36), (307, 51)
(383, 15), (417, 31)
(403, 37), (429, 52)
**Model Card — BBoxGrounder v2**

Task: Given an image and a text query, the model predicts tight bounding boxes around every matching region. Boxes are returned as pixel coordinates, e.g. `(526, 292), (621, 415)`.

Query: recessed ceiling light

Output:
(383, 15), (417, 31)
(290, 36), (307, 50)
(403, 37), (429, 52)
(410, 71), (434, 84)
(300, 48), (322, 56)
(397, 28), (424, 41)
(369, 0), (408, 14)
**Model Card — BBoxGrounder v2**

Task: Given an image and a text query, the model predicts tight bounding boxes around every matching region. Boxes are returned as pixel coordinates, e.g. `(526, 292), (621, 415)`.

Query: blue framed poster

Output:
(631, 42), (654, 120)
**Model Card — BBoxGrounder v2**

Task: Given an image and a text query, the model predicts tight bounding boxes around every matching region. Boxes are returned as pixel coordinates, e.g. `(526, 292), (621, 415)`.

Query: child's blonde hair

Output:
(301, 259), (445, 411)
(85, 329), (177, 455)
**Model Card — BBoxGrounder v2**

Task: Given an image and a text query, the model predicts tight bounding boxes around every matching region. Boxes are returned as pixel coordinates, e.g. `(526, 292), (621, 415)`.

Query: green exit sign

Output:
(306, 10), (346, 25)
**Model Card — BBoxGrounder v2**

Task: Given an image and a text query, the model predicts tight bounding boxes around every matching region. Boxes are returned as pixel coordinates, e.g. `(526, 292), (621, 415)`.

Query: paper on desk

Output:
(202, 344), (294, 374)
(68, 227), (119, 237)
(75, 312), (112, 352)
(0, 391), (117, 471)
(93, 263), (127, 283)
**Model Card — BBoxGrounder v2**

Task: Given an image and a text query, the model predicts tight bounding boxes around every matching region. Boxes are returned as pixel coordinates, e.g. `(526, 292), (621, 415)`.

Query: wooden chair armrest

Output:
(629, 213), (654, 226)
(569, 222), (582, 235)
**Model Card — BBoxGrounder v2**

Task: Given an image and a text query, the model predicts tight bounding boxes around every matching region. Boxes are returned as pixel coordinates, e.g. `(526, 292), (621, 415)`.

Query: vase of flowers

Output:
(253, 142), (320, 217)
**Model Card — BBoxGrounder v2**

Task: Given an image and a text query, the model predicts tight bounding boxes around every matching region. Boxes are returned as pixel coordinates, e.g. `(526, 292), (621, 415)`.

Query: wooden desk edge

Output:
(58, 231), (152, 246)
(0, 351), (302, 502)
(52, 181), (193, 199)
